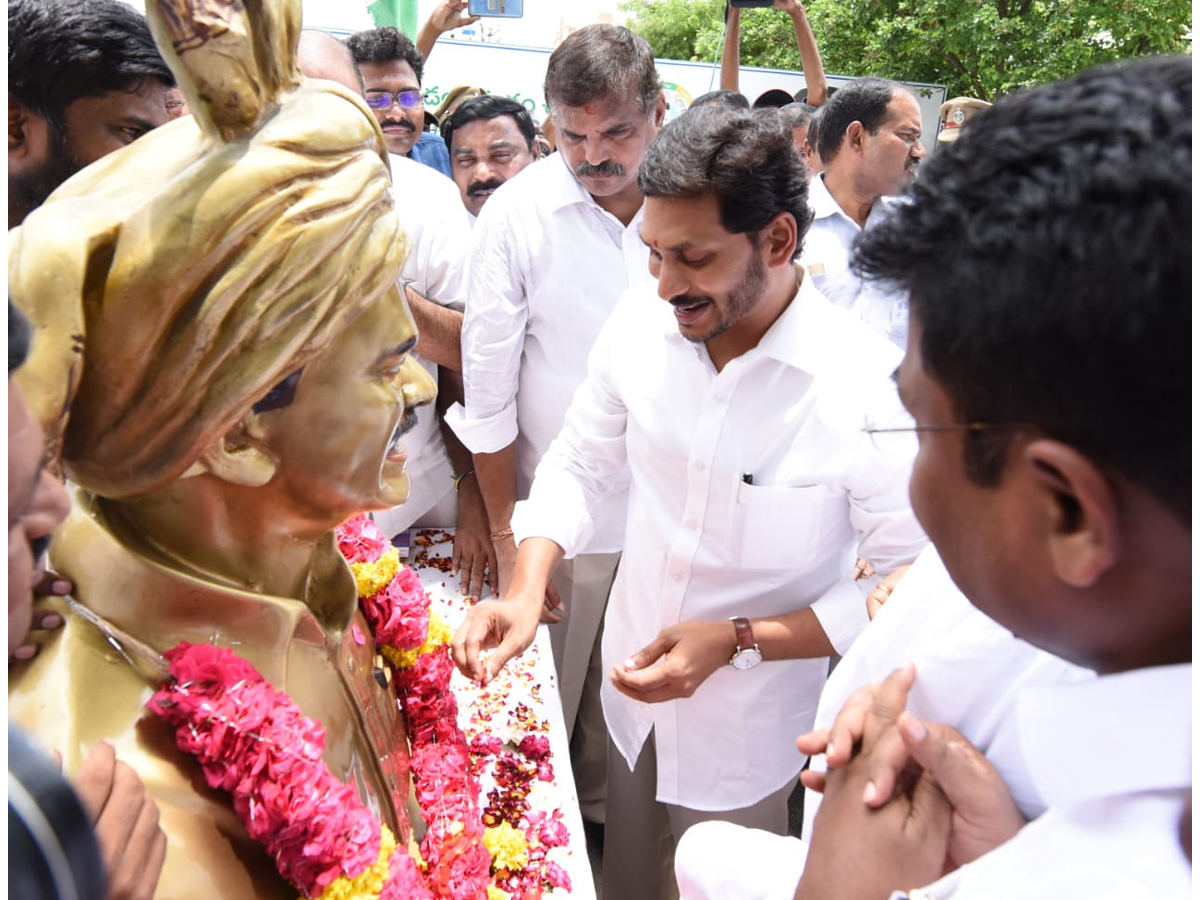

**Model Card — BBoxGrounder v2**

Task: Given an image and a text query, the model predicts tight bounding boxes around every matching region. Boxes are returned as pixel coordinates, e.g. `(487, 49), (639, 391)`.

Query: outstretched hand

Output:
(450, 594), (541, 684)
(609, 619), (734, 704)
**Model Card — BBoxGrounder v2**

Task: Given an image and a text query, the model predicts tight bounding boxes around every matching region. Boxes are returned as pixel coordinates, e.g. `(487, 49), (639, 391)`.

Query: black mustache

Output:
(467, 178), (504, 197)
(381, 118), (417, 132)
(574, 160), (625, 178)
(670, 295), (712, 308)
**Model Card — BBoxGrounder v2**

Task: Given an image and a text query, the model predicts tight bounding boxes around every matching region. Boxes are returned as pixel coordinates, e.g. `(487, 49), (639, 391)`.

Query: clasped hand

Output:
(793, 664), (1027, 899)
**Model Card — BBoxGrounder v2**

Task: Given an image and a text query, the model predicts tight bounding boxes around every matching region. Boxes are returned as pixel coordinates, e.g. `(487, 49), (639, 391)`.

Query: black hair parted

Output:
(442, 95), (537, 153)
(8, 0), (173, 128)
(345, 26), (424, 84)
(816, 77), (901, 164)
(638, 106), (813, 259)
(544, 24), (662, 116)
(854, 55), (1192, 524)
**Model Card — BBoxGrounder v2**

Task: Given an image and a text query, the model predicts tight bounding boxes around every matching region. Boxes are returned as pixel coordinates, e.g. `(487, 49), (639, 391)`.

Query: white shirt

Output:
(675, 546), (1094, 900)
(800, 173), (910, 349)
(445, 152), (653, 553)
(374, 154), (472, 536)
(802, 546), (1095, 835)
(512, 275), (927, 810)
(913, 663), (1192, 899)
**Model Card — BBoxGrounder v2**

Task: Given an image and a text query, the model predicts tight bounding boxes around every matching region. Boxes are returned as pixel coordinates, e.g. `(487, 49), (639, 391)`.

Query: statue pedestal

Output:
(410, 528), (597, 899)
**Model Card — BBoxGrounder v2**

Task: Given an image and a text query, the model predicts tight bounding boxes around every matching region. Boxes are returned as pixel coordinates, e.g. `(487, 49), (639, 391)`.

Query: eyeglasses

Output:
(863, 416), (1033, 454)
(365, 89), (424, 111)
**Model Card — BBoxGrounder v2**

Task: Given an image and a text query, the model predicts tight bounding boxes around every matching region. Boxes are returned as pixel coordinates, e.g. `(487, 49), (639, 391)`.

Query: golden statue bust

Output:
(8, 0), (434, 897)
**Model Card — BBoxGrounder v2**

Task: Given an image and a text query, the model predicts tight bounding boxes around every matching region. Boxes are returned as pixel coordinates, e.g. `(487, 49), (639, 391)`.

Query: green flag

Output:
(368, 0), (418, 36)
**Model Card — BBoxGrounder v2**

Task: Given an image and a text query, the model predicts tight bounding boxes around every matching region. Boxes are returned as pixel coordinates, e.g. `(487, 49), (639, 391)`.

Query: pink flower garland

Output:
(145, 514), (571, 900)
(147, 643), (431, 899)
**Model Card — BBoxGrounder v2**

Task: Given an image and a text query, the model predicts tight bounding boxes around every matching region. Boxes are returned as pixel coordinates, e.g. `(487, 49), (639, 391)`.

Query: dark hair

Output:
(855, 56), (1191, 524)
(753, 88), (795, 110)
(816, 77), (901, 164)
(780, 102), (815, 130)
(690, 90), (750, 111)
(9, 301), (32, 376)
(638, 106), (813, 258)
(345, 26), (424, 84)
(544, 24), (662, 115)
(441, 95), (536, 153)
(8, 0), (173, 130)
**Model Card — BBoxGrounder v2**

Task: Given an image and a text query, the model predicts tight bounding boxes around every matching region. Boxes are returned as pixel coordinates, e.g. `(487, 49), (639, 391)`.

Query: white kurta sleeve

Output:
(447, 201), (528, 453)
(510, 297), (631, 558)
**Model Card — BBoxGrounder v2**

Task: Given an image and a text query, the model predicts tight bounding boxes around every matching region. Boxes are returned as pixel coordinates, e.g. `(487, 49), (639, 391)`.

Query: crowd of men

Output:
(7, 0), (1191, 898)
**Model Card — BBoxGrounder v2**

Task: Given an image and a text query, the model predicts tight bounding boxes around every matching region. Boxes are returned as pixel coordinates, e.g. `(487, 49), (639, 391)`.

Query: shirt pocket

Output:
(733, 481), (840, 570)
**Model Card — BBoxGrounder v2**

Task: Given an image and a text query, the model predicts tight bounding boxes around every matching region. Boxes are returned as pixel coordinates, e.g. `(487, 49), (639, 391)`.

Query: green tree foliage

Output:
(622, 0), (1192, 99)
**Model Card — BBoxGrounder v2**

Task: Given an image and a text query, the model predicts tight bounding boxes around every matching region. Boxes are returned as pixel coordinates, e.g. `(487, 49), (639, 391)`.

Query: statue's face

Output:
(252, 285), (436, 525)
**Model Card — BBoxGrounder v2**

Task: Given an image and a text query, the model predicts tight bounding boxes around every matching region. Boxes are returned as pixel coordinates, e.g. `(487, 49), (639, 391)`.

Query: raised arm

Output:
(720, 4), (741, 92)
(416, 0), (480, 61)
(775, 0), (826, 106)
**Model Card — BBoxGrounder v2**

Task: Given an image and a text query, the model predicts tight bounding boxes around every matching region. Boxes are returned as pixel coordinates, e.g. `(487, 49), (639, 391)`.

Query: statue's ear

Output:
(187, 416), (277, 487)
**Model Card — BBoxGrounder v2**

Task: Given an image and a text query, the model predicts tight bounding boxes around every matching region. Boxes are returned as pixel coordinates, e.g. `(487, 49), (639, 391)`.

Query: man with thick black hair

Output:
(8, 0), (174, 228)
(791, 55), (1191, 899)
(346, 25), (451, 176)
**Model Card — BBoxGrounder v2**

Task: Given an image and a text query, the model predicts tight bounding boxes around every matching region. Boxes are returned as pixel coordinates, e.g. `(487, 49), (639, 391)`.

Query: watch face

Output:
(730, 648), (763, 671)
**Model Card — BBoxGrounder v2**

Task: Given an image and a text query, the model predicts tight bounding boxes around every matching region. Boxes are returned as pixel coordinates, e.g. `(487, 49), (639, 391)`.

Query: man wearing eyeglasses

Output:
(346, 26), (452, 177)
(800, 77), (923, 350)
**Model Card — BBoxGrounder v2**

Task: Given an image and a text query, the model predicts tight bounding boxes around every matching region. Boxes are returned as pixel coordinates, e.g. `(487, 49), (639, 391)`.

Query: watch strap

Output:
(731, 616), (756, 652)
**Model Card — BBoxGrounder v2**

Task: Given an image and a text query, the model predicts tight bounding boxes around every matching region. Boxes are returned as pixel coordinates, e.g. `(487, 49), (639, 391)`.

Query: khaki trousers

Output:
(548, 552), (621, 824)
(602, 731), (796, 900)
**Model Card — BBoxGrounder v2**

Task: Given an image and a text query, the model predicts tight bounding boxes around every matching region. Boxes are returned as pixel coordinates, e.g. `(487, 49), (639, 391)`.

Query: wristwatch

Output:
(728, 616), (762, 670)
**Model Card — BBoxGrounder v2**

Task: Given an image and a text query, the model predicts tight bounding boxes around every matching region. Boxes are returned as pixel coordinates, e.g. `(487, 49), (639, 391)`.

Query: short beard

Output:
(682, 249), (767, 344)
(10, 126), (82, 224)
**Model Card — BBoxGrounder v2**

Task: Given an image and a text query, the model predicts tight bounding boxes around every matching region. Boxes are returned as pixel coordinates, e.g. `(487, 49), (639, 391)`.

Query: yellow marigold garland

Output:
(381, 608), (453, 671)
(483, 822), (530, 872)
(312, 826), (398, 900)
(349, 550), (401, 599)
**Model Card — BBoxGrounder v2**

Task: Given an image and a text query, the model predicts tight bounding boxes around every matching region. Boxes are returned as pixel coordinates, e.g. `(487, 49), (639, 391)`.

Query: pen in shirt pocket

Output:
(741, 472), (754, 485)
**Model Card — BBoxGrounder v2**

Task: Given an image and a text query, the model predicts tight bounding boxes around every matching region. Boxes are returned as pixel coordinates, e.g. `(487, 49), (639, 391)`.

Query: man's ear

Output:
(760, 210), (799, 269)
(9, 97), (47, 162)
(190, 416), (277, 487)
(1023, 439), (1121, 588)
(845, 120), (865, 154)
(653, 92), (667, 129)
